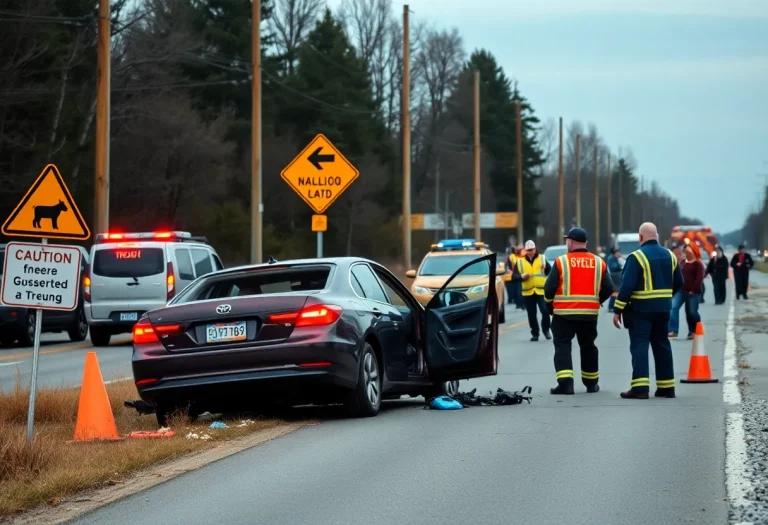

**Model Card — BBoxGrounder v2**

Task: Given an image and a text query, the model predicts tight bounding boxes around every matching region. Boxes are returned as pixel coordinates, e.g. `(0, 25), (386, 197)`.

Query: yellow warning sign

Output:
(281, 134), (360, 214)
(1, 164), (90, 241)
(311, 215), (327, 232)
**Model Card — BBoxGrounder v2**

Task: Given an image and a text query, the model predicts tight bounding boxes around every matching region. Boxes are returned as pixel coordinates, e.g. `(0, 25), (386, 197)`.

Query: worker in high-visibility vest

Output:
(504, 248), (524, 310)
(514, 240), (552, 341)
(544, 228), (614, 394)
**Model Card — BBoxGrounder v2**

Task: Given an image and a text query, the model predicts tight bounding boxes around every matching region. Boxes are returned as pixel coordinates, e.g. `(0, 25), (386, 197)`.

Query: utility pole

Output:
(94, 0), (110, 234)
(515, 100), (523, 244)
(575, 134), (581, 225)
(251, 0), (262, 263)
(617, 161), (623, 232)
(402, 5), (412, 269)
(434, 156), (440, 242)
(558, 117), (564, 237)
(606, 153), (612, 240)
(473, 70), (481, 241)
(594, 144), (600, 247)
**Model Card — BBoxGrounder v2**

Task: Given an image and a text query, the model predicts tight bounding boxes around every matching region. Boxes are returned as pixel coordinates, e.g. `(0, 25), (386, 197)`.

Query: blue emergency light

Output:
(431, 239), (483, 251)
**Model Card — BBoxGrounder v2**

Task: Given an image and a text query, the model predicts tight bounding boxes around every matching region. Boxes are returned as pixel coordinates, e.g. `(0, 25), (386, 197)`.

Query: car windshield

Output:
(92, 247), (165, 278)
(0, 250), (4, 276)
(618, 241), (641, 254)
(418, 255), (486, 276)
(544, 246), (567, 260)
(171, 265), (332, 304)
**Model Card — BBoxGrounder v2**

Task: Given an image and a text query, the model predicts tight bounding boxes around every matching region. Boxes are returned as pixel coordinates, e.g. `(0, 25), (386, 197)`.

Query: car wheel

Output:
(90, 327), (111, 347)
(499, 302), (506, 324)
(19, 311), (36, 347)
(345, 343), (381, 417)
(0, 331), (16, 347)
(422, 380), (460, 401)
(67, 306), (89, 342)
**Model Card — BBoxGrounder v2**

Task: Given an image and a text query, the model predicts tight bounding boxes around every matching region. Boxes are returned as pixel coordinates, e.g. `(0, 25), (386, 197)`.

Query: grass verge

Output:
(0, 376), (286, 517)
(755, 261), (768, 273)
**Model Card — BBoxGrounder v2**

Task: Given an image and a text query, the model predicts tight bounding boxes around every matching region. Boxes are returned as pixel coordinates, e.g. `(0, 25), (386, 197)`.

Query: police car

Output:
(83, 231), (224, 346)
(404, 239), (507, 323)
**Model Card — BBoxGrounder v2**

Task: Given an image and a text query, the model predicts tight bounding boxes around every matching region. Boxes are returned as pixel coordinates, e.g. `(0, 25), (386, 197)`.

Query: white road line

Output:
(0, 361), (22, 367)
(723, 296), (754, 519)
(104, 376), (132, 384)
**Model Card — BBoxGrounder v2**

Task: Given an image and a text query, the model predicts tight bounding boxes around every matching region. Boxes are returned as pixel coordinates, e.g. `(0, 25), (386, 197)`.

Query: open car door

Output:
(423, 253), (499, 382)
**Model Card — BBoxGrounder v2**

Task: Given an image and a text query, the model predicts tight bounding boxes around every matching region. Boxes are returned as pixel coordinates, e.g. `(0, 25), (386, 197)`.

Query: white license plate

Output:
(120, 312), (138, 322)
(206, 321), (247, 344)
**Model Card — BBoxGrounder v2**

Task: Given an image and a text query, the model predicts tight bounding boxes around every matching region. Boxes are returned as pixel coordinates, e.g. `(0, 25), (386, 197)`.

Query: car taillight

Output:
(83, 263), (91, 302)
(268, 304), (342, 327)
(166, 261), (175, 300)
(133, 318), (181, 345)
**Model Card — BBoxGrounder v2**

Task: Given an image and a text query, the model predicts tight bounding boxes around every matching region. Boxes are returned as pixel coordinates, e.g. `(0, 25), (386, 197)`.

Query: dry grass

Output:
(755, 261), (768, 273)
(738, 362), (752, 369)
(0, 378), (285, 516)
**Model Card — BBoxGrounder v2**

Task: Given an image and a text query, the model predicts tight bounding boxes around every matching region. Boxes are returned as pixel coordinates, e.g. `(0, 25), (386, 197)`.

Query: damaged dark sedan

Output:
(131, 255), (500, 425)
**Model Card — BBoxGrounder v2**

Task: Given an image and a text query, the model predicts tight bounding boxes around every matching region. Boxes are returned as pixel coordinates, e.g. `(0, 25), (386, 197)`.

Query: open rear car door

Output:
(423, 253), (499, 382)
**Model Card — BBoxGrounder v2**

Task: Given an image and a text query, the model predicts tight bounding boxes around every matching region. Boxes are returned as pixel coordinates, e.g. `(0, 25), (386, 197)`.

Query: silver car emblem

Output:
(216, 304), (231, 314)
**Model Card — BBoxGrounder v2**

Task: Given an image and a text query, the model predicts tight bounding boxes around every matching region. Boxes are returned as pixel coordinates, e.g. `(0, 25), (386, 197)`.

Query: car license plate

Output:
(206, 321), (247, 344)
(120, 312), (138, 322)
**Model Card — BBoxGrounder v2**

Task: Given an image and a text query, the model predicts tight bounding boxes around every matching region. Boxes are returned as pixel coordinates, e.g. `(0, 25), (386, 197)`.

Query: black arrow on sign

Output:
(307, 147), (335, 170)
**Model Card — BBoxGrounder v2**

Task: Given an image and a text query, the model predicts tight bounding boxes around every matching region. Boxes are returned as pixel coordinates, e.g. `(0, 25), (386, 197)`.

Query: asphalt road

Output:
(63, 290), (730, 525)
(0, 332), (133, 392)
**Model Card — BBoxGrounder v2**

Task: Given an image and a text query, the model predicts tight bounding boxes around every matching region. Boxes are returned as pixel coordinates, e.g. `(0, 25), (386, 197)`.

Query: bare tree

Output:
(269, 0), (324, 75)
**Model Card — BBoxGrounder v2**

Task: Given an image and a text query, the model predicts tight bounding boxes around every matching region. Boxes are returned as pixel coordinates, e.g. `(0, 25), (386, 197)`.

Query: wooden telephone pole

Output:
(515, 100), (523, 243)
(606, 153), (612, 240)
(251, 0), (262, 263)
(402, 5), (412, 269)
(94, 0), (111, 233)
(575, 134), (581, 225)
(558, 117), (564, 237)
(473, 70), (481, 241)
(594, 145), (600, 247)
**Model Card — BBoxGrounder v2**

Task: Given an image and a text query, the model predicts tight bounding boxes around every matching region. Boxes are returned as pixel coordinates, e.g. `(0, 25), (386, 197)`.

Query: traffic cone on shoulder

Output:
(73, 352), (120, 441)
(680, 322), (719, 384)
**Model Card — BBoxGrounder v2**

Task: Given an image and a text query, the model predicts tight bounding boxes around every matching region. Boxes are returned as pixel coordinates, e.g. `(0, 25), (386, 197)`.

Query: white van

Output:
(614, 232), (642, 255)
(84, 231), (223, 346)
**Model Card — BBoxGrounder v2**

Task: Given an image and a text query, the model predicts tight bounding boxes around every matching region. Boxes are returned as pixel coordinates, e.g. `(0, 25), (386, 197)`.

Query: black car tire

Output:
(90, 327), (111, 347)
(422, 380), (460, 401)
(345, 343), (381, 418)
(499, 302), (506, 324)
(0, 331), (16, 347)
(19, 311), (36, 347)
(67, 306), (89, 342)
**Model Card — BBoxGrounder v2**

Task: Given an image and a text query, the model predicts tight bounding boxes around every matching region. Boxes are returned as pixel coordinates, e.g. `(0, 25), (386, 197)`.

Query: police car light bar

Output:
(96, 231), (193, 243)
(431, 238), (481, 251)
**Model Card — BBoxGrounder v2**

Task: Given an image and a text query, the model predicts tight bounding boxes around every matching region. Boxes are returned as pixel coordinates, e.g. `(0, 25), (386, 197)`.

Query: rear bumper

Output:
(132, 339), (360, 408)
(85, 302), (162, 332)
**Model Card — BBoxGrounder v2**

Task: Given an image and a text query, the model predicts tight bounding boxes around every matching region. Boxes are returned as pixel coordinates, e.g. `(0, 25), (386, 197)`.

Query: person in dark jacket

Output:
(730, 245), (754, 299)
(605, 246), (623, 312)
(707, 246), (729, 304)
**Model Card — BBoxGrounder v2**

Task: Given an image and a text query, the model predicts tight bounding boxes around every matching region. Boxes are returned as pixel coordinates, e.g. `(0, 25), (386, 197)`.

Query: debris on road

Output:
(185, 432), (212, 440)
(124, 399), (155, 415)
(425, 387), (533, 410)
(128, 427), (175, 439)
(209, 422), (229, 429)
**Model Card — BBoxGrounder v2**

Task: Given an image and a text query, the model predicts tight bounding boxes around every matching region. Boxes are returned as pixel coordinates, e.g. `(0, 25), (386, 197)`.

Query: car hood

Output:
(414, 275), (489, 289)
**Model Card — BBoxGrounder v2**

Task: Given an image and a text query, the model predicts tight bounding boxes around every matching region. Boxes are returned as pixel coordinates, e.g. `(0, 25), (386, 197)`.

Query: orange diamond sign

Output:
(281, 134), (359, 214)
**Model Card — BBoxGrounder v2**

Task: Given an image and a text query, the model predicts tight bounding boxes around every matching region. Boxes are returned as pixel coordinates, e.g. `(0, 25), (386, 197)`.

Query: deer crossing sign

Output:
(1, 164), (90, 241)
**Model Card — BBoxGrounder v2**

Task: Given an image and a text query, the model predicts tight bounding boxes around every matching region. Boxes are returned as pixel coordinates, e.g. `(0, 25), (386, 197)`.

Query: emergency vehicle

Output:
(668, 225), (719, 255)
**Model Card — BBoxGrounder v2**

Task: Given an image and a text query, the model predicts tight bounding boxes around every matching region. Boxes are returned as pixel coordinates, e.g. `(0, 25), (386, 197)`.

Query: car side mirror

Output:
(437, 289), (468, 307)
(405, 270), (417, 278)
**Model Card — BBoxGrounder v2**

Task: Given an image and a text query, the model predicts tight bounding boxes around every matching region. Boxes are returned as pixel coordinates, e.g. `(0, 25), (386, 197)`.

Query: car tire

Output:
(499, 302), (506, 324)
(345, 343), (381, 418)
(0, 331), (16, 347)
(422, 380), (460, 401)
(67, 306), (89, 342)
(18, 311), (36, 347)
(90, 327), (111, 347)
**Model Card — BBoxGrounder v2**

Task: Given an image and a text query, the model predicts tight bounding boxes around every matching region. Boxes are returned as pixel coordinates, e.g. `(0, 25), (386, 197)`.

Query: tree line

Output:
(0, 0), (701, 266)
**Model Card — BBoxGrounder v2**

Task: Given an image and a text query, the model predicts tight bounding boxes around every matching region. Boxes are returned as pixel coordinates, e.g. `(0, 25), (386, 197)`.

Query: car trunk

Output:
(89, 245), (168, 320)
(146, 294), (312, 352)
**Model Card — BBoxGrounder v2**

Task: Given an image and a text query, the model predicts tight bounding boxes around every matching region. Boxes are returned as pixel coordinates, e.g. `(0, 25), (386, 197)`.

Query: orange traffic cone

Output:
(73, 352), (120, 441)
(680, 322), (719, 384)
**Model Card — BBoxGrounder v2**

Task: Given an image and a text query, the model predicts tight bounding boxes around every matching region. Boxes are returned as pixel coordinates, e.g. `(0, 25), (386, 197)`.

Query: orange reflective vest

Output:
(552, 252), (606, 315)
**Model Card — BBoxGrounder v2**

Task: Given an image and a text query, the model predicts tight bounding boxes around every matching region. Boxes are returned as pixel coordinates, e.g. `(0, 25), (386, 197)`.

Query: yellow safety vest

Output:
(518, 254), (548, 296)
(504, 253), (517, 281)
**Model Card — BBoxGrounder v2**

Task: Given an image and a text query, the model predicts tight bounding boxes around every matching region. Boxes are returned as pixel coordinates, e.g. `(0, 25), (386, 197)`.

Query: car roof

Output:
(423, 249), (487, 258)
(211, 257), (375, 277)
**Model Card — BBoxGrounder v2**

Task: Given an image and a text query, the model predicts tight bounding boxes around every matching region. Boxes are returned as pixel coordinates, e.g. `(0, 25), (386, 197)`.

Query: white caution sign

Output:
(1, 242), (82, 311)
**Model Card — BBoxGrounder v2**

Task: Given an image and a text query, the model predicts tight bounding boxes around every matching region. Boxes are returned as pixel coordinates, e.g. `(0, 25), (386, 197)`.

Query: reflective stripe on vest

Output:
(628, 248), (677, 300)
(518, 254), (547, 296)
(553, 253), (604, 315)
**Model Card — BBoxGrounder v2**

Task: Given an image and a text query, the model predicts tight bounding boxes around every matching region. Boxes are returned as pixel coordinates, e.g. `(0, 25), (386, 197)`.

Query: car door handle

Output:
(371, 307), (382, 317)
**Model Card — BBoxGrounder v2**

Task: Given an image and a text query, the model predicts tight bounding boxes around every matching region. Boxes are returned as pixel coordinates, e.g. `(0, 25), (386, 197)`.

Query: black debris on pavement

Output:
(125, 399), (155, 415)
(425, 386), (533, 409)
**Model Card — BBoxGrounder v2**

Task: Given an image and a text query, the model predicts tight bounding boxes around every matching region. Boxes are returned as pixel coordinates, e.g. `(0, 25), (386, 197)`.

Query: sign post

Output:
(281, 134), (359, 258)
(1, 164), (90, 442)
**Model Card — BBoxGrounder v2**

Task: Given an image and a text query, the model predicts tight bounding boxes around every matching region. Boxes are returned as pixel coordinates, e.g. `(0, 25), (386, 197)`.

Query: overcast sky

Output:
(327, 0), (768, 233)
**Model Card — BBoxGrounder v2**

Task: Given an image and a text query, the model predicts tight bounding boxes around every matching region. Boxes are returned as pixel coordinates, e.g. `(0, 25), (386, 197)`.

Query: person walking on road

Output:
(515, 240), (552, 341)
(606, 246), (623, 312)
(676, 241), (704, 340)
(707, 246), (729, 305)
(730, 245), (754, 300)
(612, 222), (684, 400)
(544, 228), (614, 395)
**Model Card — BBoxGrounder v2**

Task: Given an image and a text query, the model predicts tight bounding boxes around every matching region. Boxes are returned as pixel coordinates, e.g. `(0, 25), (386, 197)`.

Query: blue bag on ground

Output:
(428, 396), (464, 410)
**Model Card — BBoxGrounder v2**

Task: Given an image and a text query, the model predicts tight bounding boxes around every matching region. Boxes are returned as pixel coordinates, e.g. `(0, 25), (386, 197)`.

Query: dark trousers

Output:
(551, 315), (599, 387)
(513, 281), (524, 308)
(735, 273), (749, 298)
(525, 294), (551, 337)
(713, 278), (726, 304)
(504, 281), (515, 304)
(627, 311), (675, 392)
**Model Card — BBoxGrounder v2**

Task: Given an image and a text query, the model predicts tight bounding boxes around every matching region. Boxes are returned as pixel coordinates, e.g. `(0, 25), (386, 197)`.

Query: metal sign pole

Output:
(26, 238), (46, 442)
(317, 231), (323, 258)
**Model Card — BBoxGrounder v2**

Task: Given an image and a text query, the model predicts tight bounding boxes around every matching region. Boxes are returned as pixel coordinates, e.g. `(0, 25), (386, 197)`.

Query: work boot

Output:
(550, 383), (574, 395)
(654, 388), (676, 398)
(586, 384), (600, 393)
(620, 389), (649, 399)
(668, 332), (678, 338)
(531, 335), (539, 342)
(544, 330), (552, 340)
